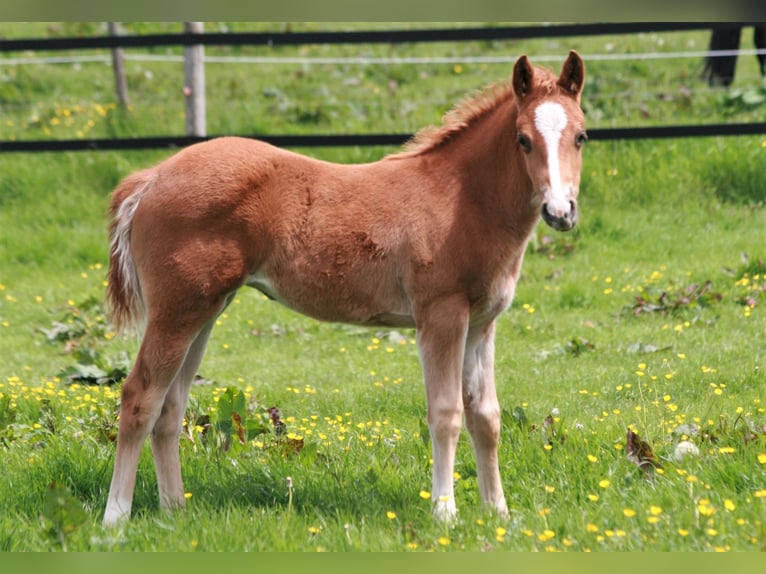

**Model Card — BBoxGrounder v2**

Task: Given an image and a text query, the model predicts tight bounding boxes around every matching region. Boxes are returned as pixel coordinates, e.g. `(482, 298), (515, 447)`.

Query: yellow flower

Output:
(649, 505), (663, 516)
(545, 485), (556, 493)
(587, 454), (598, 463)
(537, 529), (556, 542)
(598, 479), (610, 489)
(678, 529), (689, 536)
(587, 493), (599, 502)
(757, 453), (766, 464)
(724, 499), (736, 512)
(698, 500), (715, 516)
(419, 490), (431, 500)
(623, 508), (636, 518)
(754, 489), (766, 498)
(438, 536), (450, 546)
(386, 511), (396, 520)
(586, 523), (599, 533)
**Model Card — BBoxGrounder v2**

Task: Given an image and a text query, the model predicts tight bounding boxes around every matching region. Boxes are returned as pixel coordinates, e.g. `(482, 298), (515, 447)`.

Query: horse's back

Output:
(113, 137), (423, 324)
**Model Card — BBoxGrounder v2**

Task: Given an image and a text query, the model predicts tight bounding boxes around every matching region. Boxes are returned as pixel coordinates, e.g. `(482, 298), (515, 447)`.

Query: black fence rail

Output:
(3, 122), (766, 154)
(1, 22), (765, 153)
(0, 23), (734, 52)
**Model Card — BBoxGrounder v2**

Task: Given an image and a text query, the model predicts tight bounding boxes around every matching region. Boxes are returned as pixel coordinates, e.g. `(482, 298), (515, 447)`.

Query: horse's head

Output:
(512, 51), (586, 232)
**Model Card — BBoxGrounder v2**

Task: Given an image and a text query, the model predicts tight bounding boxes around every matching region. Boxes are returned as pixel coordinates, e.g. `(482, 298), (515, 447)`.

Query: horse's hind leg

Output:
(150, 317), (216, 512)
(103, 300), (227, 527)
(462, 322), (509, 518)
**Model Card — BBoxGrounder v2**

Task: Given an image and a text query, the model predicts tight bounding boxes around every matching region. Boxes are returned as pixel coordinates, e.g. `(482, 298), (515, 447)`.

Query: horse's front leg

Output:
(462, 321), (509, 518)
(416, 296), (470, 522)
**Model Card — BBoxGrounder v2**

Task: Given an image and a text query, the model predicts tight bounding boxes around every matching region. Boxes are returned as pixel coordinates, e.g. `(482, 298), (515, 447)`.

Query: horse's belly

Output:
(245, 269), (414, 327)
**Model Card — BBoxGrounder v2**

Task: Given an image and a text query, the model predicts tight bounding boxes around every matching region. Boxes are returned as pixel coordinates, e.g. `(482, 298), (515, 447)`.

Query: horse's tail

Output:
(107, 169), (156, 333)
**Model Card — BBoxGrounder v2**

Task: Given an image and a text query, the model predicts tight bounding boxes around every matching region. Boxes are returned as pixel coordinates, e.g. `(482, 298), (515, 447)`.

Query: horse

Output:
(703, 24), (766, 87)
(102, 51), (587, 526)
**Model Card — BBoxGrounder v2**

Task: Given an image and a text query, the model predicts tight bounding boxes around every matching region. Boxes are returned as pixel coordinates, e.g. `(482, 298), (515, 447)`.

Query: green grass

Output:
(1, 22), (766, 551)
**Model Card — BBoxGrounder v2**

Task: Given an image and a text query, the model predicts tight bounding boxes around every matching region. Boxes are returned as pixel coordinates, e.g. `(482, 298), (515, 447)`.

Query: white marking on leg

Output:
(534, 102), (571, 216)
(463, 328), (509, 518)
(103, 497), (132, 527)
(431, 428), (459, 523)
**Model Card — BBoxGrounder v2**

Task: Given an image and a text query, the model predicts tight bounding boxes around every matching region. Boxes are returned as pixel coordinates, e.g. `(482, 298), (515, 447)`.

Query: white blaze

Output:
(534, 102), (570, 216)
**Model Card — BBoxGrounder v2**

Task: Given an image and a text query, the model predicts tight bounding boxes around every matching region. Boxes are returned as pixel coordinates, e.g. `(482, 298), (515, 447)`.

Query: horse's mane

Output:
(394, 65), (560, 158)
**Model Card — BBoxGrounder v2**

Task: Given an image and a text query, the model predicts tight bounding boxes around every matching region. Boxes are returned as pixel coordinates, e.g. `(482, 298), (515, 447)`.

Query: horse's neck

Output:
(430, 100), (538, 235)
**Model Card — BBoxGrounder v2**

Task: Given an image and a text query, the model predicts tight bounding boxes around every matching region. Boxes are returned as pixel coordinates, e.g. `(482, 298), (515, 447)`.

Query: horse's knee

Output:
(428, 405), (463, 439)
(465, 402), (500, 446)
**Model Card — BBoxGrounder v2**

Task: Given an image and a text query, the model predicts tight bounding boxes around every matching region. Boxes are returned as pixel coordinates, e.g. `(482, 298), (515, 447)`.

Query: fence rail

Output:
(0, 23), (732, 53)
(1, 22), (765, 153)
(2, 121), (766, 154)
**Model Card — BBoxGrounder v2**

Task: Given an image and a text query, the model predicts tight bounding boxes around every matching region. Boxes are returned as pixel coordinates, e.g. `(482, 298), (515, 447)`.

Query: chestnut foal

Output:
(103, 51), (586, 526)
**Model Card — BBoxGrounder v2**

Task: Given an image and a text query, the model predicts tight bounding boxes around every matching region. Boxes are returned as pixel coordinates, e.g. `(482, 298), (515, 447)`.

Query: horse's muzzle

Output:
(542, 200), (578, 231)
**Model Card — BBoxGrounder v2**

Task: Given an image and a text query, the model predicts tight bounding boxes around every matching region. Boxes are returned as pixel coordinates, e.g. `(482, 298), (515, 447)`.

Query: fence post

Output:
(184, 22), (206, 137)
(108, 22), (129, 108)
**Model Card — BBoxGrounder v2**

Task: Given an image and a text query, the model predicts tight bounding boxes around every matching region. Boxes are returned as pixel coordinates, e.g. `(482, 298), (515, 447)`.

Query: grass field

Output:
(0, 22), (765, 551)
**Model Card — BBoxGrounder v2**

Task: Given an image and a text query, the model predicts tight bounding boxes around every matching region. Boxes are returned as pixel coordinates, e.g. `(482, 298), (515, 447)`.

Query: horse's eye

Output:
(517, 132), (531, 154)
(575, 131), (588, 148)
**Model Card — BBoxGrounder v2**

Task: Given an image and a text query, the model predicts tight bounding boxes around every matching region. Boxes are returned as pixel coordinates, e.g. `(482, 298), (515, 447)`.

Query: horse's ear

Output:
(512, 55), (534, 100)
(557, 50), (585, 100)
